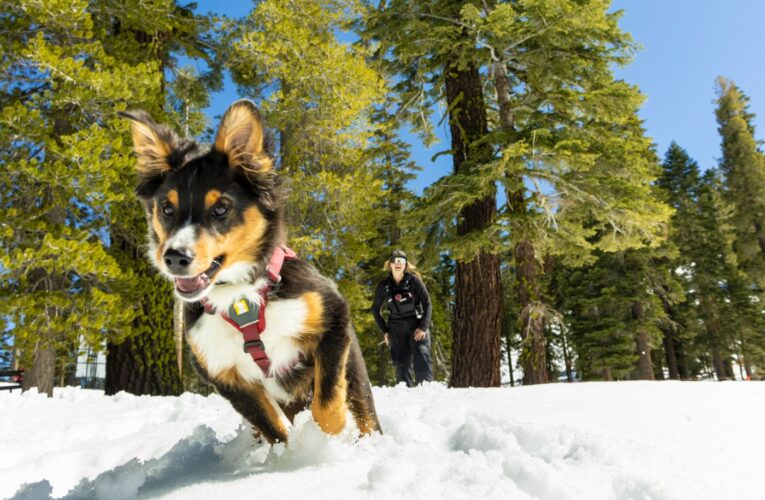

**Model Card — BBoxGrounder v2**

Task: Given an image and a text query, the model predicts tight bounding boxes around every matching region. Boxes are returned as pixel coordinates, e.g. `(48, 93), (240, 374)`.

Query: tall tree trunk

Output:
(515, 240), (547, 384)
(652, 349), (665, 380)
(105, 330), (181, 396)
(561, 328), (574, 382)
(445, 60), (502, 387)
(657, 289), (680, 379)
(633, 302), (655, 380)
(105, 234), (182, 396)
(712, 347), (726, 380)
(493, 61), (547, 385)
(674, 338), (689, 379)
(662, 330), (679, 380)
(173, 299), (185, 376)
(23, 182), (67, 396)
(22, 342), (56, 396)
(723, 358), (735, 380)
(506, 341), (515, 386)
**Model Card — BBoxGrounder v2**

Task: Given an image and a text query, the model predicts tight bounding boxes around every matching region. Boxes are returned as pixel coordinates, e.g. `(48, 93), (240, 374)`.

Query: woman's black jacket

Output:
(371, 272), (432, 335)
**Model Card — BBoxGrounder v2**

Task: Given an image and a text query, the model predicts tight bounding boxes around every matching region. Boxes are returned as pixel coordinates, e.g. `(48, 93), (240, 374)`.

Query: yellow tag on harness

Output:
(233, 300), (249, 315)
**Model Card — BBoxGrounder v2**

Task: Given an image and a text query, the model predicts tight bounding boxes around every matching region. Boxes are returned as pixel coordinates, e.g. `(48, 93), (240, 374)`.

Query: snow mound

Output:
(2, 381), (763, 499)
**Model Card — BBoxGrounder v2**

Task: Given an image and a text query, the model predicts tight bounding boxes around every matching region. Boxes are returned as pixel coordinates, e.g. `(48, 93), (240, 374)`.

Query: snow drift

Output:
(1, 381), (762, 499)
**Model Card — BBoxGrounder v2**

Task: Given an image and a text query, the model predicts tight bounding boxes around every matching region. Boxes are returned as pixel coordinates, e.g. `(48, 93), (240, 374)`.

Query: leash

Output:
(200, 245), (297, 373)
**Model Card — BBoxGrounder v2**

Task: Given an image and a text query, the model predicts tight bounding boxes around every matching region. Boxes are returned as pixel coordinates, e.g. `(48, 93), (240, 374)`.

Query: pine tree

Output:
(715, 77), (765, 285)
(102, 1), (219, 396)
(365, 0), (505, 387)
(691, 171), (754, 380)
(0, 0), (163, 395)
(364, 0), (671, 385)
(0, 0), (220, 396)
(225, 0), (389, 376)
(365, 116), (429, 384)
(654, 143), (702, 379)
(556, 249), (666, 381)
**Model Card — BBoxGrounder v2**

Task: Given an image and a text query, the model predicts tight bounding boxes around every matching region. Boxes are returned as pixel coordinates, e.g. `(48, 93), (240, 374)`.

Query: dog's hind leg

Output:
(346, 337), (383, 435)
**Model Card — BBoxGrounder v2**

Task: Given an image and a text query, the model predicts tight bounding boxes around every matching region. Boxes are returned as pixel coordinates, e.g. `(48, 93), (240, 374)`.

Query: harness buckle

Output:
(243, 340), (265, 353)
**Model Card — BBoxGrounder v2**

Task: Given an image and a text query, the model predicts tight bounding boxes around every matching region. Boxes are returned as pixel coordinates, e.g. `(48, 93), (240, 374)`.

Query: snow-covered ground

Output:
(1, 381), (762, 500)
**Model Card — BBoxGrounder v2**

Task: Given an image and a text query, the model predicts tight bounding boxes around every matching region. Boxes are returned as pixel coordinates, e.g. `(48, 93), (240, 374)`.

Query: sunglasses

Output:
(391, 257), (407, 265)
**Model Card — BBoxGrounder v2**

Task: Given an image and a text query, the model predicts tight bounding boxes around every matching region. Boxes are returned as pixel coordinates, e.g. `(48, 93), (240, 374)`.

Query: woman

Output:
(371, 250), (433, 386)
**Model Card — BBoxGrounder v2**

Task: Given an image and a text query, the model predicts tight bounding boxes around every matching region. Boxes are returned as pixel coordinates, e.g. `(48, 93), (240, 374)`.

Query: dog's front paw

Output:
(311, 400), (347, 435)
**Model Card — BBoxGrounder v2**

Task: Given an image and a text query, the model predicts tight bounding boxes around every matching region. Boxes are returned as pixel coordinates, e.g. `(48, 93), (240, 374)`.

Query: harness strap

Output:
(200, 245), (297, 374)
(267, 245), (296, 283)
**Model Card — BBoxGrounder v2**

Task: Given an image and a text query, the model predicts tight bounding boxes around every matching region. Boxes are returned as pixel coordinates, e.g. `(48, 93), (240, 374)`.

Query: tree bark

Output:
(445, 60), (502, 388)
(652, 349), (665, 380)
(492, 61), (548, 385)
(22, 343), (56, 396)
(173, 298), (185, 376)
(105, 234), (182, 396)
(657, 288), (680, 379)
(662, 330), (679, 380)
(561, 328), (574, 382)
(674, 337), (689, 379)
(515, 240), (547, 384)
(723, 358), (735, 380)
(633, 302), (655, 380)
(105, 330), (182, 396)
(712, 347), (727, 380)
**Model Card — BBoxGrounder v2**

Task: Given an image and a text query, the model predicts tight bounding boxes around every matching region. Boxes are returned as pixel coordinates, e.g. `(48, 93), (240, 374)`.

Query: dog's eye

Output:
(161, 203), (175, 217)
(212, 202), (229, 218)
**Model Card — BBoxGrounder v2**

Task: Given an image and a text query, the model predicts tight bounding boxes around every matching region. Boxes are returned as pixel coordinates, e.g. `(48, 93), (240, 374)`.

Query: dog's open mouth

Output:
(174, 256), (224, 299)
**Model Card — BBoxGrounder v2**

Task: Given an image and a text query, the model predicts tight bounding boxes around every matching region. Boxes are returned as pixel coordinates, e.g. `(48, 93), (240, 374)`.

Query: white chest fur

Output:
(187, 295), (310, 403)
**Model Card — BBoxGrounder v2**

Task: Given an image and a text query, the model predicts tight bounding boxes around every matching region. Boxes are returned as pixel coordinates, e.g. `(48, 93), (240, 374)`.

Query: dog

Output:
(120, 100), (381, 443)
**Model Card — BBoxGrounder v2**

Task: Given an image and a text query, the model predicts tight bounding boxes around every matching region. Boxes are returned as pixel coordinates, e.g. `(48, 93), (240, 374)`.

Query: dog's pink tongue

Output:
(175, 274), (209, 294)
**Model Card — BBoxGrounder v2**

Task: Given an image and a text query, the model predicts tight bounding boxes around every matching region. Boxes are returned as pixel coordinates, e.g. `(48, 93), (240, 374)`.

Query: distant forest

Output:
(3, 0), (765, 395)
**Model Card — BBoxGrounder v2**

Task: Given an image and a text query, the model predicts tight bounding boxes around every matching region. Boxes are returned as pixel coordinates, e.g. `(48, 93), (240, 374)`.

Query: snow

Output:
(1, 382), (763, 499)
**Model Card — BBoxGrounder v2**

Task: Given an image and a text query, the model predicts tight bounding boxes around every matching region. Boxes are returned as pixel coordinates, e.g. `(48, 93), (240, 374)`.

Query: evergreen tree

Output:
(364, 0), (670, 385)
(715, 77), (765, 285)
(0, 0), (219, 396)
(103, 1), (219, 396)
(361, 111), (421, 385)
(365, 0), (505, 387)
(556, 248), (666, 381)
(691, 171), (753, 380)
(654, 143), (702, 379)
(0, 0), (164, 394)
(225, 0), (389, 375)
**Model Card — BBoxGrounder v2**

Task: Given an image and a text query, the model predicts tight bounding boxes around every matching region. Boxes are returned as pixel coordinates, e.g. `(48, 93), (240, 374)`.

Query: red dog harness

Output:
(201, 245), (297, 373)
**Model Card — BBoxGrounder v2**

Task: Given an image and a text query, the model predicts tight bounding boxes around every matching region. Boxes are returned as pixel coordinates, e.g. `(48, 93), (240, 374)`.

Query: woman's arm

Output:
(371, 280), (389, 334)
(413, 275), (432, 332)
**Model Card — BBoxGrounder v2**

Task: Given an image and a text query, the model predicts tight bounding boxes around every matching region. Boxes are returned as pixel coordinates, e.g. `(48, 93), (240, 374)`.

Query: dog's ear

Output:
(214, 100), (273, 174)
(119, 110), (178, 184)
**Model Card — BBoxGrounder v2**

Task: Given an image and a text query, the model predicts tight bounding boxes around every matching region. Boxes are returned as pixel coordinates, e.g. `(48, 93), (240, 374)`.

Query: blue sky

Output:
(193, 0), (765, 193)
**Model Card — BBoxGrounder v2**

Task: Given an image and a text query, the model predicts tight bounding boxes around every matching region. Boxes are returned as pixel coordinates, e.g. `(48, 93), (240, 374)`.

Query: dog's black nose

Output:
(164, 248), (194, 274)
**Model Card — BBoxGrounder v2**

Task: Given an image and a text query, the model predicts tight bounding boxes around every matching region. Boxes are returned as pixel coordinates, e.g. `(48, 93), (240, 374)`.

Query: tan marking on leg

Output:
(167, 189), (179, 208)
(296, 292), (325, 350)
(311, 345), (349, 435)
(204, 189), (221, 209)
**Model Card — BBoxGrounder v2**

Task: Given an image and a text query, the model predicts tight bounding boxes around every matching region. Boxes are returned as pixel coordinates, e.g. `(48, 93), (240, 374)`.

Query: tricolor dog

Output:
(120, 100), (381, 443)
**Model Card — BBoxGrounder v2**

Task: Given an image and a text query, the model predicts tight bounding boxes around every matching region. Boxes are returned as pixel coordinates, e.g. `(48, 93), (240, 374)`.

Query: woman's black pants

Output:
(388, 317), (433, 387)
